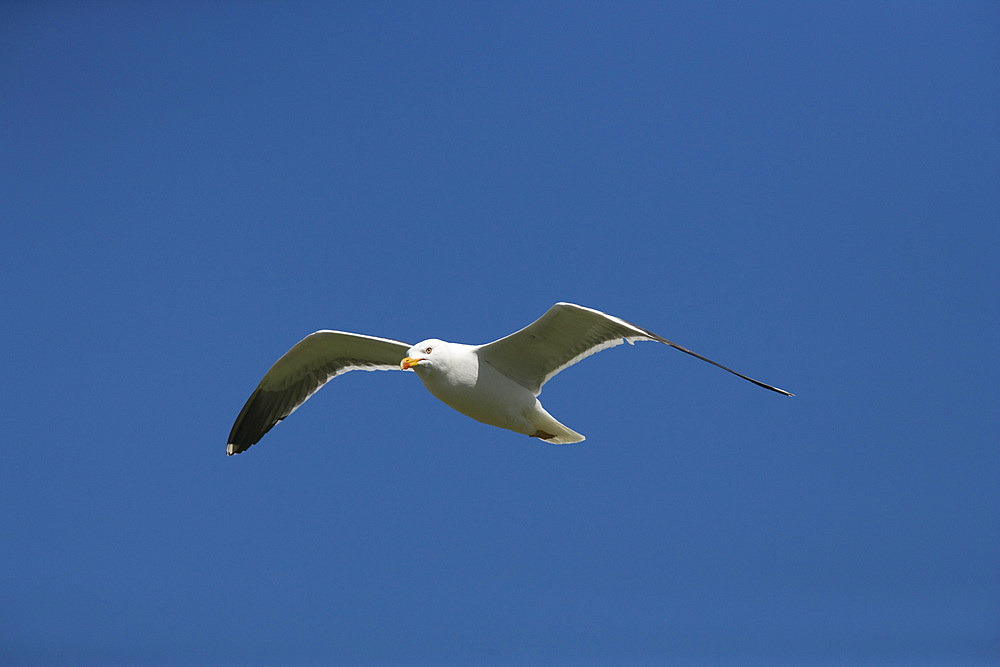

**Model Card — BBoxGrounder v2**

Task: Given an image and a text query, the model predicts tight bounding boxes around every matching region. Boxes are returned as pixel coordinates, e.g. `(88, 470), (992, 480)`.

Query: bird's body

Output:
(227, 302), (792, 455)
(406, 340), (583, 443)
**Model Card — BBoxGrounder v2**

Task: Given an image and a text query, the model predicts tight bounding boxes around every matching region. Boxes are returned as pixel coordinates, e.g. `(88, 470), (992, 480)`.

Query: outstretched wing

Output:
(476, 302), (793, 397)
(227, 331), (411, 454)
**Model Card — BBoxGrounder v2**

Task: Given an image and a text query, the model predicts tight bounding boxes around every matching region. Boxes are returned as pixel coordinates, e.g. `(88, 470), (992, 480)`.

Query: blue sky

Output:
(2, 2), (997, 664)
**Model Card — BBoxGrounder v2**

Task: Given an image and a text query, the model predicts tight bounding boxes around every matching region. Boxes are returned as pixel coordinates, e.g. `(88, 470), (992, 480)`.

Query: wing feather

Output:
(476, 303), (793, 397)
(227, 331), (411, 454)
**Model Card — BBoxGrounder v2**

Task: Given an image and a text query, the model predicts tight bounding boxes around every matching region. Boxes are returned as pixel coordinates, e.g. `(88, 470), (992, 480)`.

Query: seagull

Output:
(227, 302), (792, 454)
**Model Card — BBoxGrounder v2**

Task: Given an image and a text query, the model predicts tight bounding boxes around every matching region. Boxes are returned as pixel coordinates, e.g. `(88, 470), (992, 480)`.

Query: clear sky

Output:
(2, 2), (997, 664)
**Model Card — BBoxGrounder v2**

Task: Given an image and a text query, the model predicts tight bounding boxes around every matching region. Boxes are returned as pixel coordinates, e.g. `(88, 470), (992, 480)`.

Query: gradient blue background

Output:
(2, 2), (997, 664)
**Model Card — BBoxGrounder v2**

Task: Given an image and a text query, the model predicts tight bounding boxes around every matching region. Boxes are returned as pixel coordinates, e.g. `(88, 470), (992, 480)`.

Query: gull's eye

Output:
(424, 346), (433, 355)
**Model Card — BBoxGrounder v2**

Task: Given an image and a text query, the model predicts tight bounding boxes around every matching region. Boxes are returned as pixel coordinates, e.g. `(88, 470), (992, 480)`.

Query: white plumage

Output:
(227, 302), (792, 454)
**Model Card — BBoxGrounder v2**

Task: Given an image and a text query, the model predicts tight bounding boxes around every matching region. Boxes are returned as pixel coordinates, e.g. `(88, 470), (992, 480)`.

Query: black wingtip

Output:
(651, 335), (793, 397)
(226, 438), (260, 456)
(742, 373), (794, 397)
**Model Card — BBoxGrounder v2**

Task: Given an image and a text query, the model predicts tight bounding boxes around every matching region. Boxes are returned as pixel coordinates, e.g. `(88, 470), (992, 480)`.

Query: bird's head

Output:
(401, 339), (446, 371)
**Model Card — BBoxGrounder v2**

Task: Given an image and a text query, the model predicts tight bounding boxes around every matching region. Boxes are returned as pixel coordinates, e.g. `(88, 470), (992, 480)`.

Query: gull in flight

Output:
(227, 302), (792, 455)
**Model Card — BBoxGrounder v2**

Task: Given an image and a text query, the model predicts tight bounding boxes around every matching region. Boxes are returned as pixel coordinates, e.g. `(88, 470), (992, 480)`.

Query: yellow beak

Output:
(400, 356), (423, 370)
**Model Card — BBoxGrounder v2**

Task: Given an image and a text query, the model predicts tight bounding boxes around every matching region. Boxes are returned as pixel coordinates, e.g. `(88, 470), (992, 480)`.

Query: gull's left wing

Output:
(476, 302), (793, 397)
(227, 331), (411, 455)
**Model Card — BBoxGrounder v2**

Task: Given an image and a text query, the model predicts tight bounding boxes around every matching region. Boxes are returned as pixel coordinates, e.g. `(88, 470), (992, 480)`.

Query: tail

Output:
(529, 403), (585, 444)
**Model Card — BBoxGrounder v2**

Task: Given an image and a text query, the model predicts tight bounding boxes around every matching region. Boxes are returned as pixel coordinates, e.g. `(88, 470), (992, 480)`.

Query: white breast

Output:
(415, 347), (537, 433)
